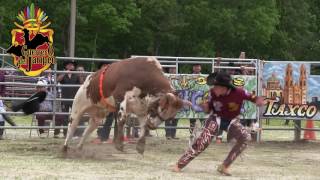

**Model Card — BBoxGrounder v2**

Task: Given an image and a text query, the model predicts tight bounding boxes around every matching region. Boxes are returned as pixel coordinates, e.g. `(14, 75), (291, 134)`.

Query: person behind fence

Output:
(0, 99), (16, 140)
(0, 70), (5, 97)
(57, 60), (81, 137)
(92, 113), (115, 144)
(190, 64), (205, 134)
(173, 71), (264, 176)
(164, 67), (179, 140)
(35, 79), (65, 138)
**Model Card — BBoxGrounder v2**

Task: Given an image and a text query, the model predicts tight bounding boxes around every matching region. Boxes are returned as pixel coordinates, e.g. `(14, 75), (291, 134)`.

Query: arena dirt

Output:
(1, 136), (320, 180)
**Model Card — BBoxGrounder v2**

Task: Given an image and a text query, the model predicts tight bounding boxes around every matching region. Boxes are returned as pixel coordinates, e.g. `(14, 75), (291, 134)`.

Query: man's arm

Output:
(200, 101), (210, 113)
(241, 89), (264, 106)
(201, 90), (214, 114)
(57, 74), (65, 82)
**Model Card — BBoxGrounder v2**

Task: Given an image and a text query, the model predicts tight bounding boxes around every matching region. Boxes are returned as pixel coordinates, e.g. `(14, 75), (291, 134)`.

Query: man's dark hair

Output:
(98, 62), (112, 69)
(206, 72), (217, 86)
(228, 62), (235, 66)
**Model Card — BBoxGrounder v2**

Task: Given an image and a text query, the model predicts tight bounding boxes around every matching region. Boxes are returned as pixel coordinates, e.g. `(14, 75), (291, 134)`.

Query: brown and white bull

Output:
(63, 57), (189, 154)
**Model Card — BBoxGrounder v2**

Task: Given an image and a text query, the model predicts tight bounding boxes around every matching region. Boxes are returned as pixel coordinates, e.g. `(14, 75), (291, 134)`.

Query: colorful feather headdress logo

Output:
(14, 3), (51, 30)
(6, 3), (55, 77)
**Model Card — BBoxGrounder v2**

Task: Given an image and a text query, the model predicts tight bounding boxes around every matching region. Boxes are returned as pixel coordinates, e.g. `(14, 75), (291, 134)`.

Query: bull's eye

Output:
(150, 112), (157, 118)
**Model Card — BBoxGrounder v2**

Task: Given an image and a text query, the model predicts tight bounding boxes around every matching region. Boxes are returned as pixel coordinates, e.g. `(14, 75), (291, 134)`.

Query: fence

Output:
(0, 53), (319, 141)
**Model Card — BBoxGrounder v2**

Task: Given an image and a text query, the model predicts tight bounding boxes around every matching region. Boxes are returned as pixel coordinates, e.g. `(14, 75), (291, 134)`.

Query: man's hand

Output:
(57, 74), (65, 82)
(200, 101), (210, 113)
(255, 96), (265, 106)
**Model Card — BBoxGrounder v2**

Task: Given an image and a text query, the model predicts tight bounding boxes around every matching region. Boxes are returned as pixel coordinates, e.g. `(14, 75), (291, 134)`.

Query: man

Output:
(0, 99), (16, 140)
(76, 64), (86, 84)
(0, 70), (5, 97)
(34, 80), (53, 138)
(173, 71), (264, 176)
(35, 79), (65, 138)
(190, 64), (204, 134)
(192, 64), (201, 74)
(57, 60), (81, 137)
(57, 60), (81, 112)
(165, 67), (179, 140)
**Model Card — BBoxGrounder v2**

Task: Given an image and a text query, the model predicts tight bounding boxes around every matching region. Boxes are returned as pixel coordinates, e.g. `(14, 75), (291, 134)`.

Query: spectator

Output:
(76, 64), (86, 84)
(34, 79), (65, 138)
(0, 70), (5, 97)
(0, 99), (16, 140)
(192, 64), (202, 74)
(239, 51), (246, 59)
(47, 68), (54, 92)
(57, 60), (81, 137)
(214, 57), (222, 72)
(168, 66), (177, 74)
(92, 112), (115, 144)
(165, 67), (179, 140)
(35, 79), (53, 138)
(57, 60), (80, 111)
(238, 52), (251, 75)
(226, 62), (241, 75)
(190, 64), (205, 134)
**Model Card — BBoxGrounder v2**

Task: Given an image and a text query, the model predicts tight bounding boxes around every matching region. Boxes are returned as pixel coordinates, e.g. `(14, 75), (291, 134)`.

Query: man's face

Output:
(66, 63), (75, 71)
(212, 85), (228, 97)
(192, 65), (201, 74)
(36, 86), (46, 92)
(227, 69), (236, 75)
(77, 66), (84, 71)
(168, 67), (176, 74)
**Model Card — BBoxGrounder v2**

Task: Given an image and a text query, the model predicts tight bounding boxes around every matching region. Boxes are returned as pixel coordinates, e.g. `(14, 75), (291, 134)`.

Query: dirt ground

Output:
(1, 132), (320, 180)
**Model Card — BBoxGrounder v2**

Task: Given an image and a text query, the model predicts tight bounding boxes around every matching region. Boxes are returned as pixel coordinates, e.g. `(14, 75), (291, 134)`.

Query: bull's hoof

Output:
(136, 145), (145, 155)
(115, 143), (124, 152)
(76, 144), (83, 151)
(62, 145), (69, 153)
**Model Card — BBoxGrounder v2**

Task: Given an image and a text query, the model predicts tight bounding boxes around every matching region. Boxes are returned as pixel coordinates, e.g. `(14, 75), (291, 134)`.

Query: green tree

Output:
(267, 0), (317, 60)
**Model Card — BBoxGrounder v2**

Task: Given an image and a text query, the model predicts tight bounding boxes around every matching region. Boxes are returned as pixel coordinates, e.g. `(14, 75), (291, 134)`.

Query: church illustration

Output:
(263, 63), (307, 105)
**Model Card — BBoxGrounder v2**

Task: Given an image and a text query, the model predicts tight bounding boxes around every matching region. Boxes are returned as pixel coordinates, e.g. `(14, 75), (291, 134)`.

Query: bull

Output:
(63, 57), (190, 154)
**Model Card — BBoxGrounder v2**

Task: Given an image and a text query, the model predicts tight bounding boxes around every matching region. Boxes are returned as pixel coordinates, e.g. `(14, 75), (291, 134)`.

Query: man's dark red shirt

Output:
(208, 88), (256, 120)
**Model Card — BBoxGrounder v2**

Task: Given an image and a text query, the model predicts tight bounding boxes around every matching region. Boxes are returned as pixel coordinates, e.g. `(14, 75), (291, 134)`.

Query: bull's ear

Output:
(159, 93), (175, 109)
(168, 93), (185, 109)
(172, 91), (179, 96)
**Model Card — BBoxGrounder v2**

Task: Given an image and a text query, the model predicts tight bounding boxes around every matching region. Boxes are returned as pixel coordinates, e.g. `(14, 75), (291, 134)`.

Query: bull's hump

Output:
(126, 57), (162, 70)
(146, 57), (162, 70)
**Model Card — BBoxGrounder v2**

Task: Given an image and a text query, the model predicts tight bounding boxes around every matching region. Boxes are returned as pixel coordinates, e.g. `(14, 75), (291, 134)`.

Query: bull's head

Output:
(122, 87), (191, 130)
(145, 93), (191, 129)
